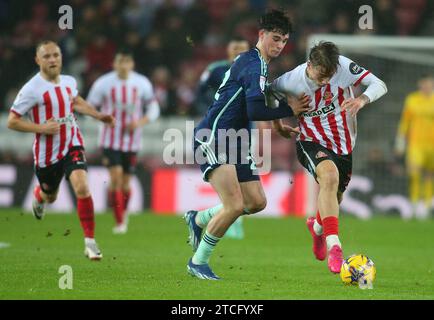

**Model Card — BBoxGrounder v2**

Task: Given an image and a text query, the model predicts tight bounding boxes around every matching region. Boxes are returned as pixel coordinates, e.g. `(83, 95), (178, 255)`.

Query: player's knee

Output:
(123, 187), (130, 194)
(110, 178), (122, 190)
(109, 168), (123, 187)
(257, 198), (267, 211)
(225, 202), (244, 217)
(74, 183), (90, 198)
(246, 197), (267, 214)
(233, 204), (245, 216)
(319, 170), (339, 189)
(122, 182), (130, 192)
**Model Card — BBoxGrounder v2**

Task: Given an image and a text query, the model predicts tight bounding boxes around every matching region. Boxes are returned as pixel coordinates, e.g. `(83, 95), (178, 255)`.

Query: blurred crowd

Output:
(0, 0), (432, 116)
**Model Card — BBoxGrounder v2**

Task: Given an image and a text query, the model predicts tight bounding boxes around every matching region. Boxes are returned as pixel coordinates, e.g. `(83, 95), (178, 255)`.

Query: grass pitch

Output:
(0, 208), (433, 300)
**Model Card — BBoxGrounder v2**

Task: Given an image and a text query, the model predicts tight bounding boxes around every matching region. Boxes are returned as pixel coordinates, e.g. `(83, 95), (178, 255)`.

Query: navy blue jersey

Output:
(195, 60), (231, 114)
(195, 47), (294, 143)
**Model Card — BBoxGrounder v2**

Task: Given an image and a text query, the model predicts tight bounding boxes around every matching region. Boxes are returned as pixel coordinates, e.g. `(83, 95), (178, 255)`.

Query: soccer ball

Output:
(340, 254), (376, 288)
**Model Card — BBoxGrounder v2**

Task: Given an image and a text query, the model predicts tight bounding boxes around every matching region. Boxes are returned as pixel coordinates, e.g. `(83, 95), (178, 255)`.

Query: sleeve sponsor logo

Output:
(349, 62), (364, 75)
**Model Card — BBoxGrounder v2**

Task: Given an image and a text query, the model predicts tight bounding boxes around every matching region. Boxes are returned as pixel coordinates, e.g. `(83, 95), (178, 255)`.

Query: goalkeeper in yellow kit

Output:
(395, 74), (434, 218)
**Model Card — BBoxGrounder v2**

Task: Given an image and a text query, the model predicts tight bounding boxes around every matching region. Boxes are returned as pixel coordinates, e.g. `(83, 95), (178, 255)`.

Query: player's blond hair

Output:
(35, 40), (59, 54)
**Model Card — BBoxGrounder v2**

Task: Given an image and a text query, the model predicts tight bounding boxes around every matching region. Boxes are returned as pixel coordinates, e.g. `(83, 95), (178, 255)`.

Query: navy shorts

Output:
(35, 146), (87, 195)
(102, 148), (138, 174)
(193, 139), (259, 183)
(296, 140), (352, 193)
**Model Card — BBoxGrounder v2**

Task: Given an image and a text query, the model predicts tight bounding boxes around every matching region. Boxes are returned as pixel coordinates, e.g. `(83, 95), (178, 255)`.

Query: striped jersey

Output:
(272, 55), (371, 155)
(87, 71), (157, 152)
(195, 48), (268, 143)
(11, 73), (83, 168)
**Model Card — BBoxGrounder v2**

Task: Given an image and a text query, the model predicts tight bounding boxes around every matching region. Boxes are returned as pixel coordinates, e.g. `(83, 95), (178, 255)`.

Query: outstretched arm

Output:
(246, 97), (294, 121)
(247, 93), (311, 121)
(266, 91), (310, 139)
(73, 95), (115, 127)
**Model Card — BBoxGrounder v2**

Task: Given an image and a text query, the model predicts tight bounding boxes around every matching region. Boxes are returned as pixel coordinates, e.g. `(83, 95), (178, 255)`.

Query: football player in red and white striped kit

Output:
(7, 41), (115, 260)
(87, 49), (160, 234)
(270, 41), (387, 273)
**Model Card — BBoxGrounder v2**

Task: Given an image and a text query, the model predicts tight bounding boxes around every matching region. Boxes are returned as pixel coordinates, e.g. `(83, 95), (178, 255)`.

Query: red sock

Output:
(77, 196), (95, 238)
(113, 190), (125, 225)
(123, 190), (131, 211)
(107, 190), (115, 208)
(34, 185), (44, 203)
(315, 210), (322, 226)
(322, 216), (339, 237)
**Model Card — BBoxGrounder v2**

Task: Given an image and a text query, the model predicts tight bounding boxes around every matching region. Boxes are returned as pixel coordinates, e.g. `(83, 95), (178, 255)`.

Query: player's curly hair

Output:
(309, 41), (340, 77)
(259, 9), (292, 35)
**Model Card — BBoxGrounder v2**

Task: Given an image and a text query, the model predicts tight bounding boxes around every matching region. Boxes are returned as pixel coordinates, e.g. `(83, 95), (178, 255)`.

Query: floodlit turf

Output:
(0, 208), (433, 300)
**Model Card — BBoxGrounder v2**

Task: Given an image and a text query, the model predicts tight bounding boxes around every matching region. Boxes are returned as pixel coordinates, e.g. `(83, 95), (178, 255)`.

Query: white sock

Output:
(313, 220), (323, 235)
(326, 235), (341, 251)
(85, 237), (95, 246)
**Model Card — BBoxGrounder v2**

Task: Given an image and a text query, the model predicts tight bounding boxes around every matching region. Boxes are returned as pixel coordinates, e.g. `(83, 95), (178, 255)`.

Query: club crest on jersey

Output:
(259, 75), (266, 93)
(315, 151), (328, 159)
(349, 62), (364, 75)
(323, 92), (333, 101)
